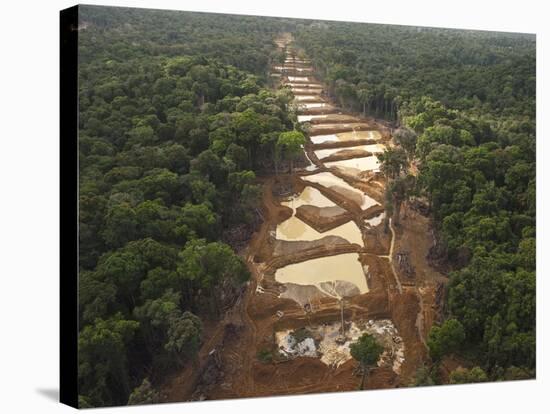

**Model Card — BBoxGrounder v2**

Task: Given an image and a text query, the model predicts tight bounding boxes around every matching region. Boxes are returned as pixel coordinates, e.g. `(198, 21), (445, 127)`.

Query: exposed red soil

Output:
(160, 33), (446, 403)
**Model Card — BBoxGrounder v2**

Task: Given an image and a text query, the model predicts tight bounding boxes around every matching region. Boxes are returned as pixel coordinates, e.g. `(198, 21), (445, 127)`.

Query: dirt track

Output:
(161, 32), (445, 402)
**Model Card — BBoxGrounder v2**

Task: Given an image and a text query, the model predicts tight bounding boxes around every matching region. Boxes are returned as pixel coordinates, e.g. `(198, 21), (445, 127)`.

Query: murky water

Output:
(310, 122), (371, 130)
(314, 144), (383, 160)
(275, 253), (368, 294)
(310, 134), (340, 144)
(336, 130), (382, 141)
(287, 76), (311, 82)
(281, 186), (335, 210)
(276, 218), (363, 244)
(309, 130), (382, 144)
(294, 95), (322, 101)
(297, 114), (328, 123)
(299, 102), (332, 109)
(292, 88), (323, 94)
(325, 155), (380, 173)
(276, 186), (363, 244)
(362, 144), (386, 153)
(302, 172), (379, 210)
(286, 83), (323, 89)
(285, 59), (310, 64)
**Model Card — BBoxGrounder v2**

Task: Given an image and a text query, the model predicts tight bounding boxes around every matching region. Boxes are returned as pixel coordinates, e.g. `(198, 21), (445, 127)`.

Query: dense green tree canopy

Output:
(293, 19), (535, 382)
(77, 6), (299, 407)
(350, 333), (384, 389)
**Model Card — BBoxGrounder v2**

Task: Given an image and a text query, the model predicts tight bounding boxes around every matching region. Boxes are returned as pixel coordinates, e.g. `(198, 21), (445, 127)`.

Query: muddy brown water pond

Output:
(275, 253), (369, 296)
(299, 102), (333, 109)
(287, 76), (312, 82)
(297, 114), (328, 123)
(325, 155), (380, 173)
(292, 88), (323, 95)
(276, 186), (363, 245)
(281, 186), (334, 210)
(309, 123), (372, 135)
(310, 130), (382, 145)
(314, 144), (385, 160)
(294, 95), (322, 101)
(276, 217), (363, 244)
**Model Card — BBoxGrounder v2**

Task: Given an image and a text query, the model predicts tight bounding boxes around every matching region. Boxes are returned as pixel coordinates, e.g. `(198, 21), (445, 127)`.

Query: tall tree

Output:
(277, 130), (306, 174)
(350, 333), (384, 390)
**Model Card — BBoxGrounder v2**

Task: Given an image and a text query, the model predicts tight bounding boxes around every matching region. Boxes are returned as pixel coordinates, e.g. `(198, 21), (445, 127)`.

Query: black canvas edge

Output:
(60, 4), (79, 409)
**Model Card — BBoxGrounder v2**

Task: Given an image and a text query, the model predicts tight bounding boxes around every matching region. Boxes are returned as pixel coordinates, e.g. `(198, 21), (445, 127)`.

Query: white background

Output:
(0, 0), (547, 412)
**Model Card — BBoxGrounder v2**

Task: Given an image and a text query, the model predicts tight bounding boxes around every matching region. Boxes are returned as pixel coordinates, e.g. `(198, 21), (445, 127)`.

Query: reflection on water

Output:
(275, 253), (368, 294)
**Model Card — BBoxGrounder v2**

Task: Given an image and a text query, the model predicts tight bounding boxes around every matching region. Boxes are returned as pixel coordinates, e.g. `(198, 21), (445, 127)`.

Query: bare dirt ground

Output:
(161, 33), (446, 403)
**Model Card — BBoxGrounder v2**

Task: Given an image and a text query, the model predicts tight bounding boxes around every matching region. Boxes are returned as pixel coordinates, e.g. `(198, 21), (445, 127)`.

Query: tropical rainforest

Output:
(294, 22), (535, 382)
(76, 6), (303, 407)
(76, 6), (535, 407)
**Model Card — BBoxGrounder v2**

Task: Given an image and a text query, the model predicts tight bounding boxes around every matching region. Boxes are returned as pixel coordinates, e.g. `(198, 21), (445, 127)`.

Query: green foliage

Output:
(277, 130), (306, 173)
(127, 378), (160, 405)
(350, 333), (384, 368)
(78, 314), (140, 407)
(291, 328), (314, 343)
(449, 366), (488, 384)
(427, 319), (465, 361)
(377, 147), (414, 226)
(410, 365), (437, 387)
(77, 7), (295, 406)
(350, 333), (384, 390)
(294, 29), (535, 383)
(295, 25), (534, 120)
(164, 311), (202, 361)
(393, 127), (418, 161)
(377, 147), (408, 179)
(76, 5), (536, 405)
(177, 239), (250, 292)
(257, 348), (274, 363)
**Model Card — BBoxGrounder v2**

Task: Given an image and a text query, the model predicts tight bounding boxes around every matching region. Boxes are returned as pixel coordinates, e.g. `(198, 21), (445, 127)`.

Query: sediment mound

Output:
(272, 235), (354, 258)
(321, 149), (374, 162)
(309, 123), (374, 136)
(295, 204), (352, 232)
